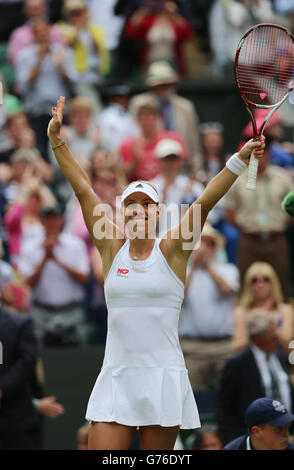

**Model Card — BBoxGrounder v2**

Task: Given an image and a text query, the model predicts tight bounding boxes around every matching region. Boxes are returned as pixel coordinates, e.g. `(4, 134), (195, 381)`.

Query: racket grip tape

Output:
(246, 150), (259, 190)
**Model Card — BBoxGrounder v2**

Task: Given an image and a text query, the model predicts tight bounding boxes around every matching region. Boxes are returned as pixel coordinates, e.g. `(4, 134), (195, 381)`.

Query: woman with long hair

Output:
(233, 261), (294, 351)
(47, 96), (265, 450)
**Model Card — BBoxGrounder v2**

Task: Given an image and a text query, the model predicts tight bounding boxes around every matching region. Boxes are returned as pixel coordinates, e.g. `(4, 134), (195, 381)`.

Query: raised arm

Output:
(167, 138), (266, 260)
(47, 97), (123, 266)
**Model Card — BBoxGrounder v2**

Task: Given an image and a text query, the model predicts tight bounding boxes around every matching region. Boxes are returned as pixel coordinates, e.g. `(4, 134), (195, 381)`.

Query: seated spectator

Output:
(216, 309), (294, 445)
(179, 223), (239, 392)
(129, 61), (203, 174)
(120, 94), (186, 181)
(198, 122), (226, 185)
(97, 84), (140, 153)
(223, 397), (294, 450)
(8, 0), (65, 64)
(56, 0), (110, 116)
(224, 145), (293, 298)
(0, 111), (37, 164)
(15, 19), (77, 160)
(233, 261), (294, 352)
(190, 423), (223, 450)
(18, 205), (90, 346)
(150, 138), (203, 235)
(4, 178), (56, 268)
(124, 1), (194, 76)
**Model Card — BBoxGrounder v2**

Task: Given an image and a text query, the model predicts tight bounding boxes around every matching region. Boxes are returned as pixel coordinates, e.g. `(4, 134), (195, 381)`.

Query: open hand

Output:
(47, 96), (65, 142)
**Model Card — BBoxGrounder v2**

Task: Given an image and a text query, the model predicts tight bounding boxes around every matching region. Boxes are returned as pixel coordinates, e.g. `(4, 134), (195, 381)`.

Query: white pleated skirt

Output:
(85, 366), (200, 429)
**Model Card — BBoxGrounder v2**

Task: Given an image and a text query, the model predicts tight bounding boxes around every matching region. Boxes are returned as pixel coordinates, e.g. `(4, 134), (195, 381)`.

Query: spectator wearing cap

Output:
(179, 222), (239, 392)
(129, 61), (203, 174)
(223, 143), (293, 298)
(119, 94), (186, 181)
(18, 206), (90, 346)
(56, 0), (110, 116)
(96, 84), (140, 153)
(150, 138), (203, 235)
(223, 397), (294, 450)
(216, 309), (294, 445)
(8, 0), (65, 65)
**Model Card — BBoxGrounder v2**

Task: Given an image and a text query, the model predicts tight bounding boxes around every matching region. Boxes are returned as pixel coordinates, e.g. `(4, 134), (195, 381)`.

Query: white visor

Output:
(121, 182), (159, 204)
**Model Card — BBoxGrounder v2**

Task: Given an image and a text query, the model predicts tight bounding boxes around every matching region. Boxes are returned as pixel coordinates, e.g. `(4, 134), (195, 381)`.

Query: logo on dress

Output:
(117, 268), (129, 277)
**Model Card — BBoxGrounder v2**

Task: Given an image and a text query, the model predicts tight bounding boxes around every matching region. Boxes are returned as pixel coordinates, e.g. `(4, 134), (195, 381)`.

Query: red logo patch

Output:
(117, 268), (129, 275)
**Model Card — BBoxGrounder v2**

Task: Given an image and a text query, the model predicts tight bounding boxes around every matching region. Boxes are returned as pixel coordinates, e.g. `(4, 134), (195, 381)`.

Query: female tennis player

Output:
(48, 96), (265, 450)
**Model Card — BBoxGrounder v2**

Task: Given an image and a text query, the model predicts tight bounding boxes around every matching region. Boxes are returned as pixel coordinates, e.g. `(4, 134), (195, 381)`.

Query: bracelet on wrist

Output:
(226, 153), (247, 176)
(51, 140), (66, 151)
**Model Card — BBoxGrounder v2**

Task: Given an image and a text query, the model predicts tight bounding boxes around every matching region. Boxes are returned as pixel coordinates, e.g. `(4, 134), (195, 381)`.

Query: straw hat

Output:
(146, 61), (178, 87)
(201, 222), (225, 251)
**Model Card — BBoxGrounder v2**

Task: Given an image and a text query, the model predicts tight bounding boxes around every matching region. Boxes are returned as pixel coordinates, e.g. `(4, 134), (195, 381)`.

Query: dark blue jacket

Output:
(223, 434), (294, 450)
(216, 346), (294, 445)
(0, 307), (40, 432)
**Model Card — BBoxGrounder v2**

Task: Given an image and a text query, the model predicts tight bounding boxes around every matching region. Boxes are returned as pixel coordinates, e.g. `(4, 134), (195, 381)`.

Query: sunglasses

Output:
(202, 238), (216, 248)
(251, 276), (271, 284)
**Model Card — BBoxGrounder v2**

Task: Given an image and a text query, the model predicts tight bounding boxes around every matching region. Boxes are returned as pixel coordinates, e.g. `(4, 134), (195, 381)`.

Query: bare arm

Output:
(47, 97), (123, 263)
(232, 306), (249, 351)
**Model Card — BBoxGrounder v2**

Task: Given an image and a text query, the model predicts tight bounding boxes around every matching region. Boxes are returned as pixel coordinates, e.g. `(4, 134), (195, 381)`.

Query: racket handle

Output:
(246, 149), (259, 190)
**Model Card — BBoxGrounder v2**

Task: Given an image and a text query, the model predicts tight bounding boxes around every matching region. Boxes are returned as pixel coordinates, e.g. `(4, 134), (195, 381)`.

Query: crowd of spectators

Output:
(1, 0), (294, 450)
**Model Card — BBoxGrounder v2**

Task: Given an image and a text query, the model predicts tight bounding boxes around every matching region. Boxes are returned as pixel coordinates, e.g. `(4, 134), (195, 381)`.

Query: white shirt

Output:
(150, 174), (204, 236)
(97, 103), (140, 152)
(88, 0), (124, 50)
(18, 232), (89, 306)
(250, 344), (292, 412)
(180, 261), (239, 338)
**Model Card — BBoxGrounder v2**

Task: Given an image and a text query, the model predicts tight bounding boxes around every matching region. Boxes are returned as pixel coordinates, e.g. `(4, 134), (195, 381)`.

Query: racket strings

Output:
(236, 25), (294, 106)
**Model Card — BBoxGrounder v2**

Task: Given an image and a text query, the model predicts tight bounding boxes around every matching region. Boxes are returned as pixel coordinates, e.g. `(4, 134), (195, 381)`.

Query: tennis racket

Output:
(235, 23), (294, 190)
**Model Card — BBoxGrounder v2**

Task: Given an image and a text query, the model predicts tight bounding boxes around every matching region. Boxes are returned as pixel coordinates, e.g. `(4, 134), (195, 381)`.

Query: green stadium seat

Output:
(0, 42), (15, 89)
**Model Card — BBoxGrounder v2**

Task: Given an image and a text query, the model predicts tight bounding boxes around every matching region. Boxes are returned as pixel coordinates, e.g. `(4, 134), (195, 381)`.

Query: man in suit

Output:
(129, 61), (203, 175)
(216, 309), (294, 445)
(0, 305), (41, 449)
(224, 397), (294, 450)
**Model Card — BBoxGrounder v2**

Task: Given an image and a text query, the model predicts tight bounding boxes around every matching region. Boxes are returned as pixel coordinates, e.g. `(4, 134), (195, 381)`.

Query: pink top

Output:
(119, 131), (187, 181)
(4, 203), (24, 263)
(8, 23), (65, 64)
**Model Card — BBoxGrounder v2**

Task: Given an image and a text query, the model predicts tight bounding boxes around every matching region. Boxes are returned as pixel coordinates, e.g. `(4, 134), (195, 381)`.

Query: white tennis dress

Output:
(85, 238), (200, 429)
